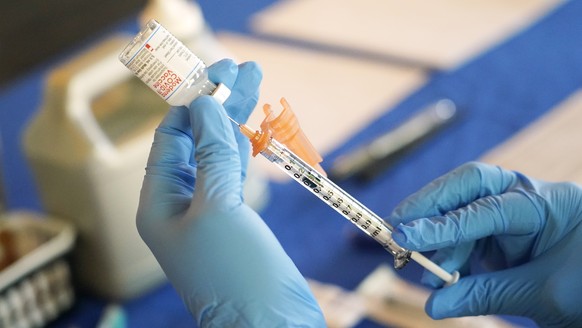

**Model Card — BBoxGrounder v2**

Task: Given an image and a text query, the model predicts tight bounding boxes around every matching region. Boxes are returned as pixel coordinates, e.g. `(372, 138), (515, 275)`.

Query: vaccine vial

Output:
(119, 19), (230, 106)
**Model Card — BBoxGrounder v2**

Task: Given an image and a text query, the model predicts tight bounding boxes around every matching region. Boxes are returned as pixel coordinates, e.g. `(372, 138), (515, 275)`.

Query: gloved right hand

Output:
(389, 162), (582, 327)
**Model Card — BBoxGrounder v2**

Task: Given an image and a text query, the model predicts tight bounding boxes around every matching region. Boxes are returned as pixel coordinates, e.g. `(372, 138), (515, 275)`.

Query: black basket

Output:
(0, 212), (76, 327)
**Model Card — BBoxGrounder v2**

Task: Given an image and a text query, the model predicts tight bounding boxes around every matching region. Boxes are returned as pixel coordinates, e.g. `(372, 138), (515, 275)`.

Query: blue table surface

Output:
(1, 0), (582, 327)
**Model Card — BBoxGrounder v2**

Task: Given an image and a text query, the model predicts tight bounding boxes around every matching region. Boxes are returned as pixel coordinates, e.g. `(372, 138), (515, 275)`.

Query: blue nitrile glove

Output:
(389, 162), (582, 327)
(136, 59), (325, 327)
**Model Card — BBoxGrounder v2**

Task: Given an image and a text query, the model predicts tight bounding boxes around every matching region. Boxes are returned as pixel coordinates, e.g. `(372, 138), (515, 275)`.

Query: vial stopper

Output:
(211, 83), (231, 105)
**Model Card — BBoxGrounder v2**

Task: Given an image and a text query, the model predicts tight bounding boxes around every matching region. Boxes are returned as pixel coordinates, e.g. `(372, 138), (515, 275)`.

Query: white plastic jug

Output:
(23, 36), (168, 300)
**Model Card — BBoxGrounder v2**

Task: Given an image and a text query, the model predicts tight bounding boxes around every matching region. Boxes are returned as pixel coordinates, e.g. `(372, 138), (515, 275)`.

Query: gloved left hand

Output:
(136, 59), (325, 327)
(389, 162), (582, 326)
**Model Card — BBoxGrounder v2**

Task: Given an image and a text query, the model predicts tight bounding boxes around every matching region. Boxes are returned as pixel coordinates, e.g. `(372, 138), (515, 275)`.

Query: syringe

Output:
(118, 19), (458, 285)
(231, 116), (459, 285)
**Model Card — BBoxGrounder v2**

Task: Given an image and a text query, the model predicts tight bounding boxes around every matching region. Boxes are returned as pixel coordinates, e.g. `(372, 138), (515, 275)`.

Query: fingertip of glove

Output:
(392, 223), (420, 249)
(208, 59), (239, 89)
(240, 60), (261, 70)
(391, 225), (408, 245)
(210, 58), (238, 73)
(420, 272), (446, 289)
(425, 295), (444, 319)
(425, 288), (456, 320)
(190, 95), (219, 109)
(239, 61), (263, 79)
(188, 96), (230, 130)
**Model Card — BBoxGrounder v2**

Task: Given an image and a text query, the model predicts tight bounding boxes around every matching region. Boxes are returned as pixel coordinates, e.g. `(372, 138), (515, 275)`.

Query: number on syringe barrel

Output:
(301, 177), (320, 193)
(284, 161), (303, 180)
(284, 162), (321, 193)
(322, 188), (366, 227)
(282, 159), (383, 237)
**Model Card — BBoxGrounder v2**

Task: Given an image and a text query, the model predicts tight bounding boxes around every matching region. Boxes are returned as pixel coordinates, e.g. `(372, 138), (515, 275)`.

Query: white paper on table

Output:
(251, 0), (561, 69)
(307, 264), (515, 328)
(217, 33), (426, 180)
(482, 90), (582, 184)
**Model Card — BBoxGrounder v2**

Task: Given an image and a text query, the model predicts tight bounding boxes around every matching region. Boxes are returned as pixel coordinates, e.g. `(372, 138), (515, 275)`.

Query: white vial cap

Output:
(211, 83), (231, 104)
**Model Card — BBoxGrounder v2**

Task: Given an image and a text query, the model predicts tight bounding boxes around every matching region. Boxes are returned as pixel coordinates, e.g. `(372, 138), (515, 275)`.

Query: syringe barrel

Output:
(259, 137), (412, 269)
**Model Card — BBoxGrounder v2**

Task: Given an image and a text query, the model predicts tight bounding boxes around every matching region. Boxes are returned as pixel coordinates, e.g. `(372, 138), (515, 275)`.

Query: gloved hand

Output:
(389, 162), (582, 327)
(136, 59), (325, 327)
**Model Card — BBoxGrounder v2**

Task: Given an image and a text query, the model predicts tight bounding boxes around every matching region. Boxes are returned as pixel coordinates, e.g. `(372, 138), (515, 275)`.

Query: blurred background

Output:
(0, 0), (147, 87)
(1, 0), (581, 327)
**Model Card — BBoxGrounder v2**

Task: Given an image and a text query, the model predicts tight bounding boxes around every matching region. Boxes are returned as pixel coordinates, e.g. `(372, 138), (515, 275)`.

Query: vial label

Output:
(123, 24), (203, 102)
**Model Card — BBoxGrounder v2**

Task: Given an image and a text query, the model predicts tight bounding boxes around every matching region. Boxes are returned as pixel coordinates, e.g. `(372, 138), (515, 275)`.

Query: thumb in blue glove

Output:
(389, 162), (582, 327)
(136, 59), (325, 327)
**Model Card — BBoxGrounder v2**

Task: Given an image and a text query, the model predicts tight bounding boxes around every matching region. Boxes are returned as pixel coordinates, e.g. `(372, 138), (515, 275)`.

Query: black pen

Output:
(329, 99), (458, 181)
